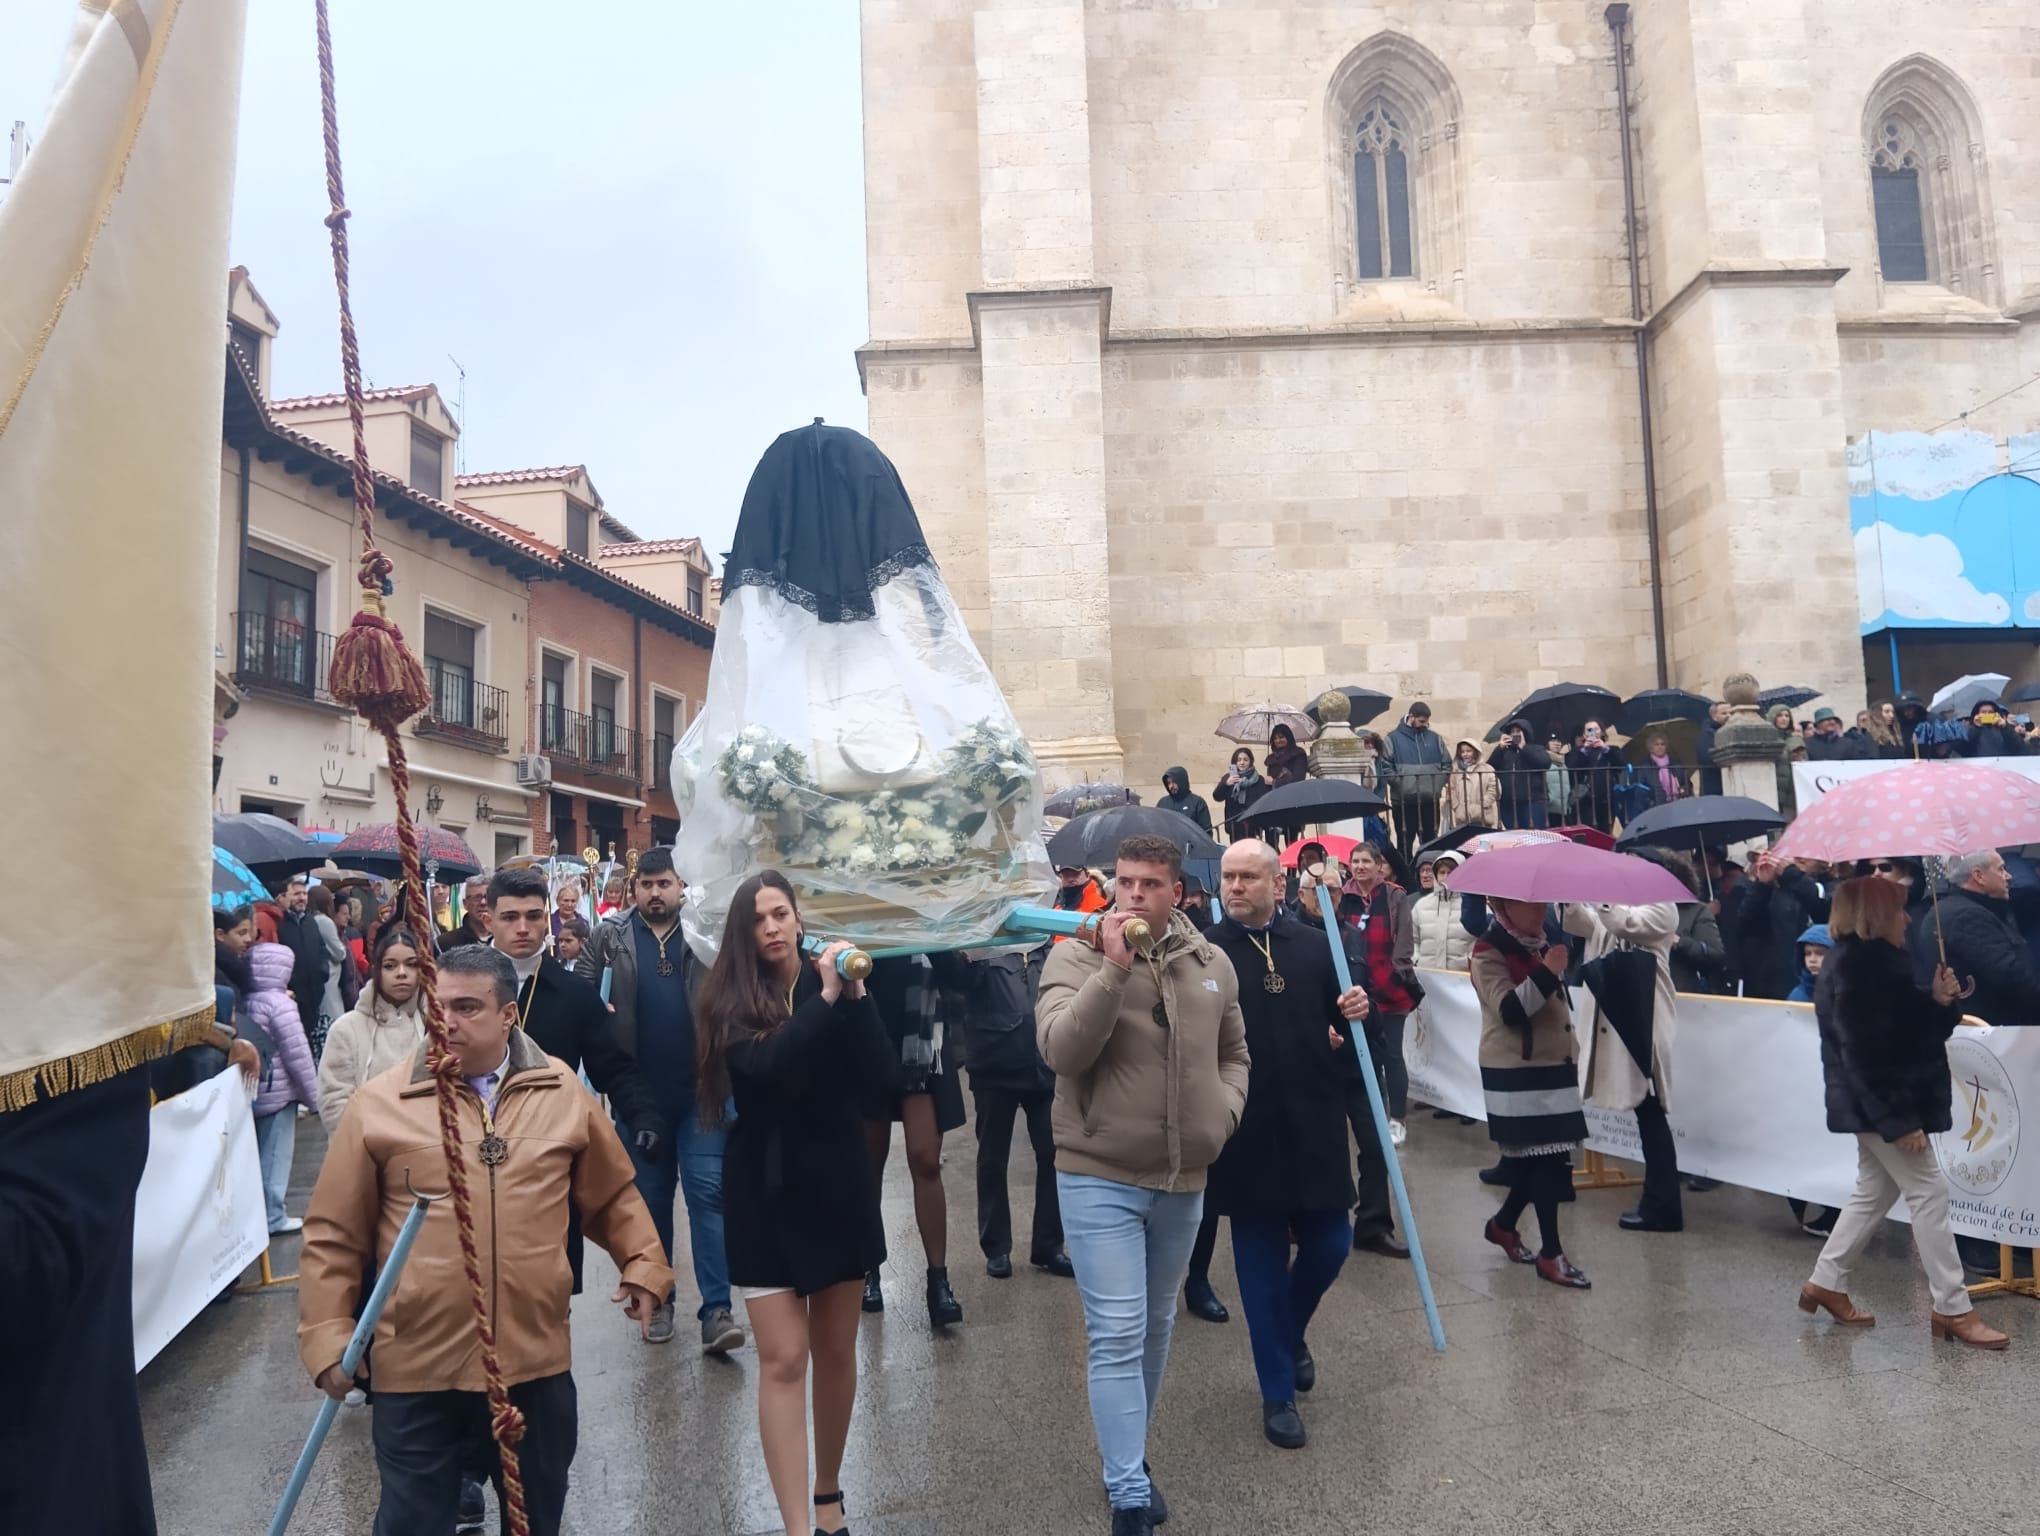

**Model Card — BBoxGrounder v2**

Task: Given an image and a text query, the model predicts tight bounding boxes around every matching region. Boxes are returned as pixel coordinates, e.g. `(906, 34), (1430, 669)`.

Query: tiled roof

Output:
(271, 384), (436, 411)
(600, 538), (702, 558)
(454, 466), (587, 488)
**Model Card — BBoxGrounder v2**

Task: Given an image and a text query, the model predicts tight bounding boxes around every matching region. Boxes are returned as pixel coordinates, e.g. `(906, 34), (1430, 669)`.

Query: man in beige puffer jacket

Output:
(1037, 834), (1250, 1532)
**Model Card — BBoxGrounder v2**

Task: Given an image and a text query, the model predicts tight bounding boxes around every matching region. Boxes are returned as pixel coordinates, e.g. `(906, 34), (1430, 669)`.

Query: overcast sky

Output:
(2, 0), (869, 564)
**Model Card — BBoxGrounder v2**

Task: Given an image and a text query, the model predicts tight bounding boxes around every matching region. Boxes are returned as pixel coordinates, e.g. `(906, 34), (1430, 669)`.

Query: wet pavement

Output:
(143, 1108), (2040, 1535)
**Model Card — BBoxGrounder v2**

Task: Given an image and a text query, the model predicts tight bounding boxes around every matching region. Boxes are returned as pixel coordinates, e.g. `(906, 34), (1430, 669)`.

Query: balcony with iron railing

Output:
(232, 611), (338, 705)
(416, 666), (511, 752)
(541, 705), (643, 782)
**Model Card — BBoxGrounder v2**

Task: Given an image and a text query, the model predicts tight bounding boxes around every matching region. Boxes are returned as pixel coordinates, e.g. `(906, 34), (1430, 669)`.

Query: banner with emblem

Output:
(131, 1070), (268, 1368)
(1405, 970), (2040, 1244)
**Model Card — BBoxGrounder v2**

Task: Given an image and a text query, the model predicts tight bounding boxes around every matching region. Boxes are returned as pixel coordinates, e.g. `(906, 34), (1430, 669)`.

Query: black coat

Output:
(1805, 730), (1868, 761)
(1211, 770), (1270, 832)
(1736, 866), (1831, 1000)
(514, 954), (668, 1290)
(1158, 766), (1213, 834)
(275, 908), (329, 1031)
(1564, 744), (1621, 828)
(1815, 936), (1961, 1139)
(1204, 914), (1359, 1219)
(1912, 885), (2040, 1028)
(724, 971), (896, 1294)
(933, 948), (1054, 1097)
(1488, 741), (1551, 823)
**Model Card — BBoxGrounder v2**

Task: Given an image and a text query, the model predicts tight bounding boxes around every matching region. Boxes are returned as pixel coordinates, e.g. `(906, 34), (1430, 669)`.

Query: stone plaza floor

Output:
(141, 1108), (2040, 1535)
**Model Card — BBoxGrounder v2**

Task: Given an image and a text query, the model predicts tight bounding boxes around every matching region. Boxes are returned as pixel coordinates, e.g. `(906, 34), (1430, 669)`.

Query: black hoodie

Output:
(1159, 766), (1213, 834)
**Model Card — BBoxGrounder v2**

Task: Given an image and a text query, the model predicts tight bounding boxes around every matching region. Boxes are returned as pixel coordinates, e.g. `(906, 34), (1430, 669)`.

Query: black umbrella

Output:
(1581, 949), (1659, 1078)
(725, 420), (933, 624)
(1618, 689), (1714, 735)
(1046, 806), (1222, 870)
(1616, 796), (1786, 851)
(1303, 686), (1394, 728)
(1486, 682), (1622, 744)
(2008, 682), (2040, 705)
(1758, 684), (1821, 712)
(1238, 777), (1390, 830)
(211, 812), (325, 880)
(1045, 782), (1140, 818)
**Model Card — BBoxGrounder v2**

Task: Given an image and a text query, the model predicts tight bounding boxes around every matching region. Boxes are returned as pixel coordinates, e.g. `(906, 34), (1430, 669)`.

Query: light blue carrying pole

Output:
(268, 1186), (441, 1535)
(1315, 884), (1447, 1353)
(839, 904), (1131, 962)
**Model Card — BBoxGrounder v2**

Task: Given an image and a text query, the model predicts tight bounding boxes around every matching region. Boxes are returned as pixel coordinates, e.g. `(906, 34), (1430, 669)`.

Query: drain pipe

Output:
(1605, 3), (1669, 688)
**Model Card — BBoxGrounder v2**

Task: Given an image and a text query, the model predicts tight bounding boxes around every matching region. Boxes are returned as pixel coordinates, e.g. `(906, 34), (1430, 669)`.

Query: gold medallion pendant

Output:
(656, 957), (675, 977)
(478, 1133), (509, 1167)
(1263, 971), (1286, 995)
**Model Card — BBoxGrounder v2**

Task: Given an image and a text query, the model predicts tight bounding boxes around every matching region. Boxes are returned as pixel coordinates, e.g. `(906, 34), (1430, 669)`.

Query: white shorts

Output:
(740, 1286), (792, 1302)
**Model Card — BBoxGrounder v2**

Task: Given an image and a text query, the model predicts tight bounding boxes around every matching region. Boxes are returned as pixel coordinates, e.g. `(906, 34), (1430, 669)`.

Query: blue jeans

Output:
(621, 1105), (730, 1317)
(253, 1109), (295, 1232)
(1230, 1210), (1351, 1403)
(1057, 1172), (1206, 1511)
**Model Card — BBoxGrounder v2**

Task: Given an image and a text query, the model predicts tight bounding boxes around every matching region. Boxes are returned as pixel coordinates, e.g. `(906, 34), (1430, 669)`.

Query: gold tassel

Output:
(0, 1002), (216, 1114)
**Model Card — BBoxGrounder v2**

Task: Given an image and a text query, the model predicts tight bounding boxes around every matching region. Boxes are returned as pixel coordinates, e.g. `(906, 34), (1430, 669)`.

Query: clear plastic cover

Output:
(673, 566), (1052, 960)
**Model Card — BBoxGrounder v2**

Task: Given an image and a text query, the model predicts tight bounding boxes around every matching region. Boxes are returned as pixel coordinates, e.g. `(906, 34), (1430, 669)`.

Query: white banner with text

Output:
(132, 1070), (269, 1369)
(1795, 755), (2040, 807)
(1404, 970), (2040, 1244)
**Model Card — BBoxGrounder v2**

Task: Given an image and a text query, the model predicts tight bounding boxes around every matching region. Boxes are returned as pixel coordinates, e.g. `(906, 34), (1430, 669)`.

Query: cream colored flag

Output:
(0, 0), (249, 1106)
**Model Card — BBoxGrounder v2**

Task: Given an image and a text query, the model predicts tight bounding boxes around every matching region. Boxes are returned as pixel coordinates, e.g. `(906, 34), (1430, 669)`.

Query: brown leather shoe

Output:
(1798, 1282), (1875, 1327)
(1931, 1310), (2010, 1350)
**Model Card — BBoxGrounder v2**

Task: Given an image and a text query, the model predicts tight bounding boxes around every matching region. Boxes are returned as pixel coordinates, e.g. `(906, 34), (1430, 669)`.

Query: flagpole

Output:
(1314, 885), (1447, 1353)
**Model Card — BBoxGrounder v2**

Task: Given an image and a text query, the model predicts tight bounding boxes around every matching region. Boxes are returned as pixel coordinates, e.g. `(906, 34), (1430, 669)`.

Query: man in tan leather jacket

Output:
(298, 945), (671, 1536)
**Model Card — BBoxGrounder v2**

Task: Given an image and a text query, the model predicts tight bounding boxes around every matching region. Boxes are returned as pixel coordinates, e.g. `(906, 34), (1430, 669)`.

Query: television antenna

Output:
(447, 353), (468, 474)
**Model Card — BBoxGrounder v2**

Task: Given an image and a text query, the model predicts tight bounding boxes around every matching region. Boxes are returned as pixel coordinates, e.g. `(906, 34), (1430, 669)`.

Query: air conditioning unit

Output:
(514, 754), (552, 786)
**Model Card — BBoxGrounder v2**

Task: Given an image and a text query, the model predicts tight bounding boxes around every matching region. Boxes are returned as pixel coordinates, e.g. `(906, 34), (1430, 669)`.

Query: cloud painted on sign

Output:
(1855, 523), (2011, 625)
(1846, 430), (1999, 501)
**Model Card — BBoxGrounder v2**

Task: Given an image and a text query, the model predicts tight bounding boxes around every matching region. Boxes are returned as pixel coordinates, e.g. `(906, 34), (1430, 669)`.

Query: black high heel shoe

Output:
(813, 1490), (850, 1535)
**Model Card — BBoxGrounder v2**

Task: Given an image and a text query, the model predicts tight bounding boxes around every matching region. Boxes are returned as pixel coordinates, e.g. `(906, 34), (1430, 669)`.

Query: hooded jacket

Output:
(1158, 766), (1213, 834)
(1736, 864), (1832, 1000)
(1439, 740), (1501, 830)
(316, 982), (425, 1133)
(1263, 730), (1310, 788)
(1409, 877), (1473, 971)
(1037, 910), (1250, 1192)
(247, 941), (320, 1118)
(1488, 736), (1552, 823)
(1382, 720), (1449, 802)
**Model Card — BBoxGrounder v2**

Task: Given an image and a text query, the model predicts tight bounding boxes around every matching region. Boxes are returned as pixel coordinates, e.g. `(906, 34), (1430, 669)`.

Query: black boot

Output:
(861, 1268), (884, 1313)
(926, 1266), (963, 1327)
(1183, 1273), (1229, 1324)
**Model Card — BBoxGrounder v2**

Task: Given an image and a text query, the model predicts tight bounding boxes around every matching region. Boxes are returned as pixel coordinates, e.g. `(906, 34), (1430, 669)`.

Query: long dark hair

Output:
(695, 870), (803, 1129)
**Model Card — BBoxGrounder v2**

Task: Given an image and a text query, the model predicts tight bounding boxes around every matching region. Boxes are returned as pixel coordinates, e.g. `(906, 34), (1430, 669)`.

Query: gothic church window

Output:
(1326, 34), (1462, 304)
(1862, 56), (1996, 303)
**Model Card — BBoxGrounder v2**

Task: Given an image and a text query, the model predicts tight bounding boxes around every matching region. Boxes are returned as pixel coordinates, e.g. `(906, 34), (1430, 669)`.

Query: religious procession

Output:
(8, 4), (2040, 1536)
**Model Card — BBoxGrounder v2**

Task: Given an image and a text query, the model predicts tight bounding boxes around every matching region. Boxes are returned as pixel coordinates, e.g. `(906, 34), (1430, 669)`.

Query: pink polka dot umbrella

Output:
(1771, 761), (2040, 863)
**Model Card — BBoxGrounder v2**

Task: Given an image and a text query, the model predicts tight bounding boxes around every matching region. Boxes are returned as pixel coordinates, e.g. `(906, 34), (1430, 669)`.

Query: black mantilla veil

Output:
(725, 419), (940, 625)
(674, 422), (1051, 960)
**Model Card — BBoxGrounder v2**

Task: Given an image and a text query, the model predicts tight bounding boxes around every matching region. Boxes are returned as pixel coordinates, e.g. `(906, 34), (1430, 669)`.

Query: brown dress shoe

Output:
(1931, 1310), (2010, 1350)
(1798, 1283), (1875, 1327)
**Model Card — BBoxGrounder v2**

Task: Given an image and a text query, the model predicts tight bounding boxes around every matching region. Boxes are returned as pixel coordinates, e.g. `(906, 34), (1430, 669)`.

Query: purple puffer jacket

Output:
(248, 941), (320, 1117)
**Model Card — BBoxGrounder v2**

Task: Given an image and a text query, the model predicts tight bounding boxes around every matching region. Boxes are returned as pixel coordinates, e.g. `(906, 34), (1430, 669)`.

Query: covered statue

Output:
(674, 421), (1051, 957)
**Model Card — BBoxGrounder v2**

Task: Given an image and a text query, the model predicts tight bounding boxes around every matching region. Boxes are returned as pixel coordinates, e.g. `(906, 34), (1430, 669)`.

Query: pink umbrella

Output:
(1443, 840), (1694, 905)
(1771, 760), (2040, 862)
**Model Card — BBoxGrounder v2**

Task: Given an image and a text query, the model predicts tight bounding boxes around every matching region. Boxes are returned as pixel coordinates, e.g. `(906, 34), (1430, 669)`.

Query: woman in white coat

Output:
(1561, 900), (1684, 1233)
(1410, 853), (1473, 972)
(314, 928), (425, 1133)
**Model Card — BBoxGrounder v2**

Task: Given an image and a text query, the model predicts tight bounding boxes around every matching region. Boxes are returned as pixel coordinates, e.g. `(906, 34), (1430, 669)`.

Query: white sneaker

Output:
(1389, 1119), (1408, 1146)
(270, 1216), (304, 1235)
(343, 1388), (366, 1407)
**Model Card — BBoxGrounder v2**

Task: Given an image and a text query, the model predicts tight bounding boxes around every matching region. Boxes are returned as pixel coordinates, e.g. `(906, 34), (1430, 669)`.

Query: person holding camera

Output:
(1489, 718), (1553, 830)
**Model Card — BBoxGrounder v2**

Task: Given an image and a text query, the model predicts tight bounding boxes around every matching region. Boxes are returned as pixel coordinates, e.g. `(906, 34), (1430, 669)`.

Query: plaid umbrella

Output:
(332, 824), (484, 881)
(211, 846), (271, 910)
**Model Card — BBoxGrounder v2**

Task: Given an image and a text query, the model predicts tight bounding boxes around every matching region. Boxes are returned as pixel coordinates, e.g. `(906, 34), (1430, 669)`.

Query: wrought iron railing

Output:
(542, 705), (642, 780)
(418, 668), (510, 750)
(233, 611), (336, 703)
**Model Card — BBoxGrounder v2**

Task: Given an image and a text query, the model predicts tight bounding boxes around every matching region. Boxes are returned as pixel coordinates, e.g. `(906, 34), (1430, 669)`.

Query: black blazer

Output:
(1203, 914), (1358, 1220)
(723, 970), (896, 1295)
(1814, 936), (1962, 1141)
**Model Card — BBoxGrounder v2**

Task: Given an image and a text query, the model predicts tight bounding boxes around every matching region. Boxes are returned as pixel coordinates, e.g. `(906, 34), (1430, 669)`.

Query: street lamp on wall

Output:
(425, 784), (445, 818)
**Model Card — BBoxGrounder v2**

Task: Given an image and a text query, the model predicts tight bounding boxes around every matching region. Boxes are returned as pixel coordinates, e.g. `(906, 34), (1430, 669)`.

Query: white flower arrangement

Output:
(716, 716), (1038, 876)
